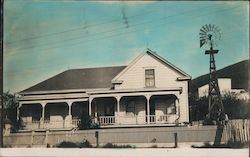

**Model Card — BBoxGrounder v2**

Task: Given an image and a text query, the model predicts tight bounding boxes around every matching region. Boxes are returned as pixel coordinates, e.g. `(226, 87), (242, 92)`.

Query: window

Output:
(145, 69), (155, 87)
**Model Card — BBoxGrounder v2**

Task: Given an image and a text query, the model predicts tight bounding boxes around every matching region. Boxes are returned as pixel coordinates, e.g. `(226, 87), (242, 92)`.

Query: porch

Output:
(18, 88), (182, 130)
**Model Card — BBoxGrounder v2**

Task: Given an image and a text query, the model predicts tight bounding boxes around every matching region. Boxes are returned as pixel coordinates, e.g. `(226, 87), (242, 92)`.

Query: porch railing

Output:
(148, 115), (170, 123)
(95, 114), (174, 126)
(21, 114), (175, 130)
(98, 116), (115, 125)
(21, 119), (81, 130)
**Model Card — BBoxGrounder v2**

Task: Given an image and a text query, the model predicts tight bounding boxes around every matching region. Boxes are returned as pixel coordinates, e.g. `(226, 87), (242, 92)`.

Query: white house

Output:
(198, 78), (249, 100)
(17, 49), (191, 130)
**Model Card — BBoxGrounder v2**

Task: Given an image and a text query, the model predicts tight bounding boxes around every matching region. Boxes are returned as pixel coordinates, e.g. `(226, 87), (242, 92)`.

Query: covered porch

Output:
(18, 98), (88, 130)
(88, 88), (181, 127)
(17, 88), (182, 130)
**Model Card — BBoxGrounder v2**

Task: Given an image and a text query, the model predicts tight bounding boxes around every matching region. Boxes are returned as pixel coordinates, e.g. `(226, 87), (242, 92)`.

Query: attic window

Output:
(145, 69), (155, 87)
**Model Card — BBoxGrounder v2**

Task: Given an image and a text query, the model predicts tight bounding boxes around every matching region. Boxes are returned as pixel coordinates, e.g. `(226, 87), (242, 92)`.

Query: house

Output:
(17, 49), (191, 130)
(198, 78), (249, 100)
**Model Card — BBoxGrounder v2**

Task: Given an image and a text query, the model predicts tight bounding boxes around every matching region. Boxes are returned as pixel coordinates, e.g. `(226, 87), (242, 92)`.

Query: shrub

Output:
(151, 145), (158, 148)
(56, 139), (93, 148)
(78, 115), (100, 130)
(189, 92), (249, 122)
(102, 142), (134, 148)
(79, 139), (93, 148)
(57, 141), (79, 148)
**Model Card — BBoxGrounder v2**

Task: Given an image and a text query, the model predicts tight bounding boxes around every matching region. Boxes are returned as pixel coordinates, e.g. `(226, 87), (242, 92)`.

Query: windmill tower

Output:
(199, 24), (226, 124)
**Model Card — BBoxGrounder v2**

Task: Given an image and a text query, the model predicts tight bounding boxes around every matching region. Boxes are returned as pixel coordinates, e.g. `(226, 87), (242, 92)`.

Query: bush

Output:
(57, 141), (79, 148)
(78, 115), (100, 130)
(102, 142), (134, 148)
(79, 139), (93, 148)
(56, 139), (93, 148)
(189, 92), (249, 122)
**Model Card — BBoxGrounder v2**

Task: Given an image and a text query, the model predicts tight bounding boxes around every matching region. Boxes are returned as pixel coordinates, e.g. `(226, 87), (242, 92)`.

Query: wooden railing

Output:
(96, 115), (173, 126)
(21, 114), (175, 129)
(98, 116), (116, 125)
(22, 119), (81, 130)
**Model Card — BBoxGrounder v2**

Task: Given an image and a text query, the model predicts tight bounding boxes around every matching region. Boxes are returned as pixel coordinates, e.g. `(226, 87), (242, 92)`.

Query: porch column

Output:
(89, 97), (93, 117)
(175, 98), (180, 122)
(146, 95), (151, 124)
(17, 103), (22, 121)
(66, 101), (73, 128)
(116, 96), (121, 124)
(40, 102), (47, 128)
(67, 101), (73, 117)
(174, 92), (180, 124)
(94, 101), (97, 117)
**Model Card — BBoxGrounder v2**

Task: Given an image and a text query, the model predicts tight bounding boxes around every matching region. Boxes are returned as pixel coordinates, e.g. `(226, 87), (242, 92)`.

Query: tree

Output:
(2, 91), (20, 132)
(189, 92), (249, 122)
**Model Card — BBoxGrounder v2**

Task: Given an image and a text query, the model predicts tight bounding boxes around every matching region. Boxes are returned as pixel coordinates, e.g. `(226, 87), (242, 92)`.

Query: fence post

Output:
(95, 131), (99, 148)
(31, 130), (35, 147)
(174, 132), (178, 148)
(45, 129), (49, 147)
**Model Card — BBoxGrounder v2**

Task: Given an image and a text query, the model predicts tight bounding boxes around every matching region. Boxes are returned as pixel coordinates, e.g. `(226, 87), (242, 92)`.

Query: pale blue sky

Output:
(4, 1), (249, 93)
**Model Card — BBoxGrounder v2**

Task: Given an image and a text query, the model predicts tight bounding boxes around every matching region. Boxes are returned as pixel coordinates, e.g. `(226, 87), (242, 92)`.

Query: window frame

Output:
(145, 69), (155, 87)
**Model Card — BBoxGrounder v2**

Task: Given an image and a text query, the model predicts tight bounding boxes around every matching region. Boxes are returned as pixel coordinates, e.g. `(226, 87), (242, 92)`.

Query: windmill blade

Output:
(205, 24), (210, 32)
(200, 39), (206, 48)
(199, 24), (221, 48)
(200, 28), (206, 34)
(202, 26), (207, 33)
(211, 24), (215, 31)
(199, 30), (206, 35)
(200, 35), (206, 40)
(199, 32), (206, 37)
(208, 24), (212, 31)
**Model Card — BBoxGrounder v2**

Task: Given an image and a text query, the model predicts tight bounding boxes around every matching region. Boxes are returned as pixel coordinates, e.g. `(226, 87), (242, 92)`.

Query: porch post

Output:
(66, 101), (73, 128)
(175, 98), (180, 122)
(116, 96), (121, 124)
(174, 93), (180, 124)
(89, 97), (93, 117)
(17, 103), (22, 121)
(67, 101), (73, 117)
(146, 95), (151, 124)
(94, 101), (97, 117)
(40, 102), (46, 129)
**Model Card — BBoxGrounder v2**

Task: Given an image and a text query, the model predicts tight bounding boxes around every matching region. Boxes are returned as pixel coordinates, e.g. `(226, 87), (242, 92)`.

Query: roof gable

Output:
(112, 48), (191, 82)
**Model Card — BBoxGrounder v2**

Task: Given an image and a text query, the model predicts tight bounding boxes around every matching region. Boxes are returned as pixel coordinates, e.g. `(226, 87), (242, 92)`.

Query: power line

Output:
(4, 28), (246, 75)
(7, 4), (242, 56)
(5, 4), (168, 45)
(6, 4), (232, 54)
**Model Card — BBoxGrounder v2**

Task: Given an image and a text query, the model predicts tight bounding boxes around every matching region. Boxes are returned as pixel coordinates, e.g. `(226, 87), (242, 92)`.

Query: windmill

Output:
(199, 24), (226, 124)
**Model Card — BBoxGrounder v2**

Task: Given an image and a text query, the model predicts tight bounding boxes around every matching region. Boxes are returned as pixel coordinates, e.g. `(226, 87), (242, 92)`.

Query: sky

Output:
(3, 1), (249, 93)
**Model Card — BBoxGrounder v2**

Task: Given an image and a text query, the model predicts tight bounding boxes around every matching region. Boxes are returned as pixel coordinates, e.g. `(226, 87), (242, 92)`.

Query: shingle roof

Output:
(21, 66), (126, 93)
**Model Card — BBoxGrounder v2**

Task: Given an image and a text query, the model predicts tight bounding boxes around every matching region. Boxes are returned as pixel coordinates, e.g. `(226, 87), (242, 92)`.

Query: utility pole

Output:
(0, 0), (3, 148)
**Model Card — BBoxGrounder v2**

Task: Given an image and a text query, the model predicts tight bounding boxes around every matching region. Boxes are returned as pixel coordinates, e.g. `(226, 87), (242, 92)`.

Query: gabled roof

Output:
(21, 66), (126, 93)
(112, 48), (191, 82)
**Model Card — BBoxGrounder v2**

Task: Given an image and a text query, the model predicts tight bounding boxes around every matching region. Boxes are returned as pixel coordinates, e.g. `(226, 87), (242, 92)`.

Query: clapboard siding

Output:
(115, 53), (184, 89)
